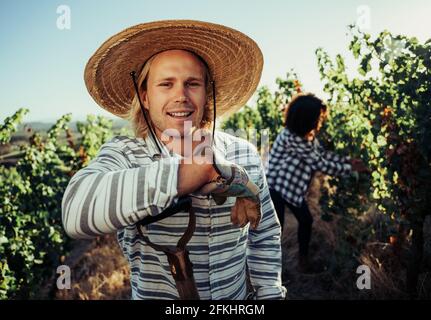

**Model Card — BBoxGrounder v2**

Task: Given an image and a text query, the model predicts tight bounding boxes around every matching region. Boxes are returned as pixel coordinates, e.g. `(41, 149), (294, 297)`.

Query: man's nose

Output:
(173, 84), (189, 103)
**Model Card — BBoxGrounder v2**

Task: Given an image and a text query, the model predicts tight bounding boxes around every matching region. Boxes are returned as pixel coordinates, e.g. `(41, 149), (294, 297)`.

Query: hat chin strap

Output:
(211, 80), (217, 147)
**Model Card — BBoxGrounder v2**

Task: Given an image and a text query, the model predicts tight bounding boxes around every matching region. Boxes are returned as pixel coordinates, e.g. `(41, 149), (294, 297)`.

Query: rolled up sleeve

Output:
(61, 139), (180, 239)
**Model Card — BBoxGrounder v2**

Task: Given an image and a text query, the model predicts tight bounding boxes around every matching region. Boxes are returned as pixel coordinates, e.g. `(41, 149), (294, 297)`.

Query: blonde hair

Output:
(127, 51), (213, 139)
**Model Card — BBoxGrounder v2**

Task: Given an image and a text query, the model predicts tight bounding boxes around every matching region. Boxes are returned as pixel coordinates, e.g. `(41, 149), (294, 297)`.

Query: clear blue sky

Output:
(1, 0), (430, 122)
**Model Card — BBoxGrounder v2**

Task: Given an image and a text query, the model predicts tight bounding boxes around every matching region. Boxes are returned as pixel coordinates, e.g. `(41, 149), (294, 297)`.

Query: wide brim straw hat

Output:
(84, 19), (263, 119)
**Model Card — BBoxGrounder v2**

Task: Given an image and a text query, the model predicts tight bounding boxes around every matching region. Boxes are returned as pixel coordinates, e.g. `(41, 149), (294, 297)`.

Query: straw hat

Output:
(84, 20), (263, 119)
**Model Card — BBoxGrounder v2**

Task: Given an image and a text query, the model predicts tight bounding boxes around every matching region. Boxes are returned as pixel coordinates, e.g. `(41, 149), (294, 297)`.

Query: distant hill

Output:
(3, 118), (132, 156)
(16, 118), (130, 133)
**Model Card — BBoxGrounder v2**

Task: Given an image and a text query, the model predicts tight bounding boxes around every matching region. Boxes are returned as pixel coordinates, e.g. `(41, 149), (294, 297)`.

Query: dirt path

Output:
(280, 174), (343, 299)
(54, 235), (130, 300)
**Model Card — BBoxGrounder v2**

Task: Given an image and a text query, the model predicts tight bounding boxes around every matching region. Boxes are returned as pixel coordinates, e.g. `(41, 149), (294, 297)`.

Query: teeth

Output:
(168, 112), (192, 117)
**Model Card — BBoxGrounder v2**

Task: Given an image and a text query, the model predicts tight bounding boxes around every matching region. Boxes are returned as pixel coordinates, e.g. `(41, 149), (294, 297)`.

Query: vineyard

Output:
(1, 27), (430, 299)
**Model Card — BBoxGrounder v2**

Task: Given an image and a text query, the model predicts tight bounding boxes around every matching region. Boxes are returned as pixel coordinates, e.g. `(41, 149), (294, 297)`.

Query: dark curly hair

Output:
(283, 93), (327, 137)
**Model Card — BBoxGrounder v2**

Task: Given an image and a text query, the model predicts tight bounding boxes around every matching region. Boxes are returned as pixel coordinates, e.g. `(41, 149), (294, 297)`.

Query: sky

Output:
(1, 0), (430, 123)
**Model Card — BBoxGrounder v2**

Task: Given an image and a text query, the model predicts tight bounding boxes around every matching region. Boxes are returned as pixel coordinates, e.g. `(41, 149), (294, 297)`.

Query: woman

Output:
(266, 93), (368, 273)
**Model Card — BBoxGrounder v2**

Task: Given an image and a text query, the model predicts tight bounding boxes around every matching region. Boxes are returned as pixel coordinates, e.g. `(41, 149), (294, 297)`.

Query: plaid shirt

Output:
(266, 128), (352, 207)
(62, 131), (286, 300)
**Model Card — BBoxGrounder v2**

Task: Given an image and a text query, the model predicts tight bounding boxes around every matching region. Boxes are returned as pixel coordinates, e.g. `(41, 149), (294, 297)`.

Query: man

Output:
(62, 20), (286, 300)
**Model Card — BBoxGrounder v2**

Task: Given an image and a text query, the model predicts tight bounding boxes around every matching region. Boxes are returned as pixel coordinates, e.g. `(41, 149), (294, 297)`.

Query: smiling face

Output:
(142, 50), (208, 138)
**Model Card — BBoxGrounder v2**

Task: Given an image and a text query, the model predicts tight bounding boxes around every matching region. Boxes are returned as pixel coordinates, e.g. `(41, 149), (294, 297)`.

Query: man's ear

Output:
(141, 91), (149, 110)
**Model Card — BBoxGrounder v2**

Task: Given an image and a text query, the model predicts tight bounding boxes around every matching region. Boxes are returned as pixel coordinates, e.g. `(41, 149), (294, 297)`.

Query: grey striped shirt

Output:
(61, 131), (286, 300)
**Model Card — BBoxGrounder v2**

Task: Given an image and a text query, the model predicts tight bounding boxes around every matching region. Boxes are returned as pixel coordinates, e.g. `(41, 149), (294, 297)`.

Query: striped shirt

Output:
(266, 128), (352, 207)
(61, 131), (286, 300)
